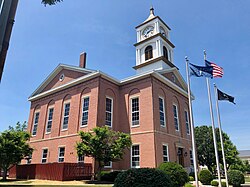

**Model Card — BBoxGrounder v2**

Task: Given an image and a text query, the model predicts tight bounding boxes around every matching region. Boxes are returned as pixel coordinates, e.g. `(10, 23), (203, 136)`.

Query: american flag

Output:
(205, 60), (224, 78)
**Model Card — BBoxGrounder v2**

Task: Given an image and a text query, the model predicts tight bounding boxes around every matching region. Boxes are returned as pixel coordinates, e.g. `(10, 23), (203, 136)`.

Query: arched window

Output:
(145, 45), (153, 61)
(163, 46), (168, 60)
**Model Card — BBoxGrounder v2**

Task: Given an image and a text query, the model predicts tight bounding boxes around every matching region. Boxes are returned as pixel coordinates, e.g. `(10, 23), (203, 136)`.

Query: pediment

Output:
(29, 64), (95, 98)
(157, 68), (188, 92)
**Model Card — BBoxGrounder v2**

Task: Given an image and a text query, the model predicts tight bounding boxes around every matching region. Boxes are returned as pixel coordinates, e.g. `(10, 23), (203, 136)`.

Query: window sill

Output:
(131, 125), (140, 128)
(80, 125), (88, 128)
(104, 166), (112, 169)
(131, 166), (140, 169)
(61, 129), (68, 132)
(45, 132), (51, 135)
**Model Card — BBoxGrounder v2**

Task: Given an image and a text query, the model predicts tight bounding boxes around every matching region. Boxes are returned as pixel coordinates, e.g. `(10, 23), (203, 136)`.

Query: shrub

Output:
(221, 181), (227, 187)
(189, 172), (195, 178)
(113, 168), (172, 187)
(228, 170), (245, 187)
(211, 180), (219, 186)
(189, 176), (194, 181)
(198, 169), (213, 185)
(158, 162), (189, 187)
(100, 170), (122, 182)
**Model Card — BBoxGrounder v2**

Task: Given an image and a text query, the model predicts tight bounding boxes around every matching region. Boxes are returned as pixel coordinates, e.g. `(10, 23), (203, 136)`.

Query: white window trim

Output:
(45, 106), (54, 134)
(58, 146), (65, 162)
(131, 144), (140, 168)
(184, 110), (190, 135)
(104, 161), (112, 168)
(105, 96), (113, 127)
(80, 95), (90, 127)
(173, 103), (179, 131)
(130, 96), (140, 127)
(61, 102), (70, 131)
(32, 111), (40, 136)
(162, 144), (169, 162)
(41, 148), (48, 163)
(159, 96), (166, 127)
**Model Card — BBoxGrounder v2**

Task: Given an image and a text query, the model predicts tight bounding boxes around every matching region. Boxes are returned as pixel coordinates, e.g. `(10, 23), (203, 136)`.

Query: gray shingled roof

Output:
(238, 150), (250, 157)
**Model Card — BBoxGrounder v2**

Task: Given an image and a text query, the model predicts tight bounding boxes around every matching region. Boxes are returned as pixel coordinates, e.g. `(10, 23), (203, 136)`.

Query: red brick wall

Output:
(26, 72), (192, 171)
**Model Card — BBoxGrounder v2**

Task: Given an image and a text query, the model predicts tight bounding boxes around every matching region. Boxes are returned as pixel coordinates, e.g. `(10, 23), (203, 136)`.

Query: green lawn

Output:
(0, 183), (112, 187)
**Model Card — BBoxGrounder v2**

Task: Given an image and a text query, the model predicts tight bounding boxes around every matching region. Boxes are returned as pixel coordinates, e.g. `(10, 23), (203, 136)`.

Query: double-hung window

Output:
(81, 97), (89, 126)
(104, 161), (112, 168)
(41, 149), (48, 163)
(62, 103), (70, 130)
(105, 97), (113, 127)
(32, 112), (39, 136)
(190, 150), (194, 166)
(58, 147), (65, 162)
(159, 97), (166, 127)
(163, 145), (169, 162)
(131, 145), (140, 168)
(185, 110), (190, 135)
(173, 104), (179, 131)
(46, 108), (54, 133)
(131, 97), (139, 126)
(78, 155), (84, 162)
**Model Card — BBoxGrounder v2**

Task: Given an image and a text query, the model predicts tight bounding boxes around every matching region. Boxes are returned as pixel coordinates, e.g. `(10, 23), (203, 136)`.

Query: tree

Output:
(195, 125), (239, 173)
(0, 122), (33, 181)
(41, 0), (63, 6)
(76, 126), (132, 180)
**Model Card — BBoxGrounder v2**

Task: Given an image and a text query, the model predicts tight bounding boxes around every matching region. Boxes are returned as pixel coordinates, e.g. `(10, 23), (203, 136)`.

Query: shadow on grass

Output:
(86, 180), (114, 184)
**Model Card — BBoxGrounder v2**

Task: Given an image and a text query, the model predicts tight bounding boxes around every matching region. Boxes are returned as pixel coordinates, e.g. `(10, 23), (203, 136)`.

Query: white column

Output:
(137, 31), (140, 42)
(158, 40), (162, 57)
(136, 49), (141, 65)
(155, 21), (159, 33)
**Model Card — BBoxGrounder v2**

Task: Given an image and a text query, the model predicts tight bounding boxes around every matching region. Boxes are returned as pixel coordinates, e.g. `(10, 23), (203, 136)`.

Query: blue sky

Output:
(0, 0), (249, 150)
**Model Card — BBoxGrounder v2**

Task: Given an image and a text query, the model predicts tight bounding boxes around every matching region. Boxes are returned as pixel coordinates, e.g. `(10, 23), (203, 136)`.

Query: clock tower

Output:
(134, 7), (176, 74)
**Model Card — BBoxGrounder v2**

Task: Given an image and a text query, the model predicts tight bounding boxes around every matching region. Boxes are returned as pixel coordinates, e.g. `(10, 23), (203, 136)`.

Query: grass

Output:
(0, 184), (112, 187)
(0, 178), (113, 187)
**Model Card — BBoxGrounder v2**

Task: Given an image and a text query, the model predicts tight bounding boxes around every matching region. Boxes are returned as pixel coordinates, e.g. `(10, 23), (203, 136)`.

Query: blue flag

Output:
(189, 63), (213, 78)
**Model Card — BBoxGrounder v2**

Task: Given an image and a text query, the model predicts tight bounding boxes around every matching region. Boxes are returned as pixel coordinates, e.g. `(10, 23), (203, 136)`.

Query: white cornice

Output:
(29, 64), (96, 99)
(29, 67), (192, 102)
(28, 71), (100, 101)
(152, 72), (188, 97)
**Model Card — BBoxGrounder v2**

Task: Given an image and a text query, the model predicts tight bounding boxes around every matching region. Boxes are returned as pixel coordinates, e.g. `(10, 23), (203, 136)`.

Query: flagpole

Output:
(214, 83), (229, 187)
(204, 50), (222, 187)
(185, 56), (199, 187)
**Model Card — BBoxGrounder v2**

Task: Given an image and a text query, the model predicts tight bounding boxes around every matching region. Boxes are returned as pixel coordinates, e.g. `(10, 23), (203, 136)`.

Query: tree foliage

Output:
(0, 122), (33, 181)
(41, 0), (63, 6)
(195, 125), (239, 173)
(76, 126), (132, 180)
(230, 159), (250, 173)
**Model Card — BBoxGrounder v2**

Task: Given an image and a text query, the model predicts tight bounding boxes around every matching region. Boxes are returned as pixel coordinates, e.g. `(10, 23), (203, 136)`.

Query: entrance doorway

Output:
(177, 147), (184, 167)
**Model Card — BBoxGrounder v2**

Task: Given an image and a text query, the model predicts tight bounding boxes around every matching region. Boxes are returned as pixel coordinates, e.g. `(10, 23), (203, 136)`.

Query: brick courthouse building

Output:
(23, 8), (193, 175)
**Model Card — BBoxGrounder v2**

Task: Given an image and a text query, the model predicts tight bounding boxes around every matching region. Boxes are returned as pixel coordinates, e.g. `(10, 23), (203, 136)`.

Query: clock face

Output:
(143, 26), (154, 38)
(160, 27), (166, 37)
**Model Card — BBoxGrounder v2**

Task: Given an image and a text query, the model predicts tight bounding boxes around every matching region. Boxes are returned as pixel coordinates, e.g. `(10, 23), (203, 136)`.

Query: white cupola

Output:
(134, 7), (176, 74)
